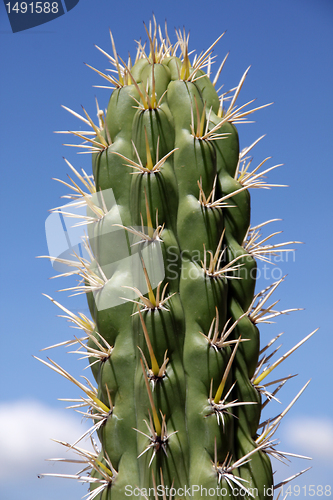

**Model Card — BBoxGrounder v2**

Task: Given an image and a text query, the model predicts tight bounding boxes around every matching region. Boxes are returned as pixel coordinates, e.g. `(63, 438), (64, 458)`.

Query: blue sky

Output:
(0, 0), (332, 499)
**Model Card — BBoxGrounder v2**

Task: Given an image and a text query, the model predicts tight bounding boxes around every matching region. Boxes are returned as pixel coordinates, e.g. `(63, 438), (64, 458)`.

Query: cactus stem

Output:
(40, 20), (314, 497)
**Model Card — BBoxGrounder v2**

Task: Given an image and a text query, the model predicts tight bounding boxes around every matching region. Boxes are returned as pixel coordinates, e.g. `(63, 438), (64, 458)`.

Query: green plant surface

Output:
(36, 18), (316, 500)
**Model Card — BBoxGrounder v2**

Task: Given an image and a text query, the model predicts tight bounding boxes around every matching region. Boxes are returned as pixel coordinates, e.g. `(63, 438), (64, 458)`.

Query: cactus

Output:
(37, 18), (316, 500)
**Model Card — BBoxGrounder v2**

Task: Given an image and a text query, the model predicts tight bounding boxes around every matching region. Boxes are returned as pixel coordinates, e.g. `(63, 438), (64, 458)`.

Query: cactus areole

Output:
(38, 18), (315, 500)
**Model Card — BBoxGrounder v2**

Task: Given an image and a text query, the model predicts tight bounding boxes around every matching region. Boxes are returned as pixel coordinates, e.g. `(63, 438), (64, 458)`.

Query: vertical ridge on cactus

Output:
(37, 18), (315, 500)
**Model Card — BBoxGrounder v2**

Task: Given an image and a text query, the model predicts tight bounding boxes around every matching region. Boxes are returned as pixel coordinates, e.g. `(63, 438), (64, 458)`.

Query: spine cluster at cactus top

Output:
(37, 18), (315, 500)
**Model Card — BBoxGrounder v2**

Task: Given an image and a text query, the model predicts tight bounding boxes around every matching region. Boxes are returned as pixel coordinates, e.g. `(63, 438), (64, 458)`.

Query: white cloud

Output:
(283, 416), (333, 461)
(0, 399), (94, 480)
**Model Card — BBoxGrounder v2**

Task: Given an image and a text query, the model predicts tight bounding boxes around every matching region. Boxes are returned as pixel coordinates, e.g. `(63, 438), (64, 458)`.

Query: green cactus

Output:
(37, 18), (316, 500)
